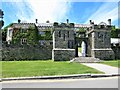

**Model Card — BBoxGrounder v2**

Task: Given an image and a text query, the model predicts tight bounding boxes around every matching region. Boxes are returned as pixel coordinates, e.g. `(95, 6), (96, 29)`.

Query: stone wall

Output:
(52, 49), (75, 61)
(91, 49), (115, 60)
(112, 46), (120, 59)
(2, 44), (52, 61)
(87, 24), (115, 60)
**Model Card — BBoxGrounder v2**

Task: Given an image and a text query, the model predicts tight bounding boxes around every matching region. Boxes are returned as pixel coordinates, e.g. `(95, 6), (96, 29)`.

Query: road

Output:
(2, 76), (119, 88)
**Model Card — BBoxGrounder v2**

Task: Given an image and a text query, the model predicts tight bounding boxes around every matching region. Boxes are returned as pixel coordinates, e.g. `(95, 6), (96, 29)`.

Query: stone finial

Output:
(35, 19), (38, 23)
(108, 19), (111, 25)
(46, 20), (50, 23)
(89, 20), (92, 24)
(18, 19), (21, 23)
(67, 19), (69, 23)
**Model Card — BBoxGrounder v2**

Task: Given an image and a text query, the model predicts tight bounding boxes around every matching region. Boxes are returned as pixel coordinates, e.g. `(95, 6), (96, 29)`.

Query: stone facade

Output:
(52, 23), (75, 61)
(86, 22), (115, 60)
(4, 19), (119, 61)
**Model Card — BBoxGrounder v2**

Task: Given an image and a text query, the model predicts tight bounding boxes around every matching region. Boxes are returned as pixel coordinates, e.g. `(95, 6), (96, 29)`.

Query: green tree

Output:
(2, 23), (13, 42)
(111, 26), (120, 38)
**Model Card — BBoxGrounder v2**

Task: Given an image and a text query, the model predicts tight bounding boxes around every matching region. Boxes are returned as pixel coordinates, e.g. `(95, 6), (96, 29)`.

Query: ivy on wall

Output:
(76, 28), (86, 38)
(12, 26), (39, 45)
(27, 26), (39, 45)
(38, 29), (52, 40)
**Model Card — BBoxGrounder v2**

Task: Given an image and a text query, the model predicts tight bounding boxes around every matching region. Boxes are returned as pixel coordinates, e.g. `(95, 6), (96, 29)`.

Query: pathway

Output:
(82, 63), (119, 74)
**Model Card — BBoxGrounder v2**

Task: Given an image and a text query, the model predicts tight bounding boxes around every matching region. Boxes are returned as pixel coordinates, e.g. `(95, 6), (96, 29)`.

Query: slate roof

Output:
(12, 23), (36, 29)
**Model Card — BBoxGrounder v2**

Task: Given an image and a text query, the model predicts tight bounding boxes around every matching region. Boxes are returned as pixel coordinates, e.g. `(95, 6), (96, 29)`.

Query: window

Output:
(21, 29), (27, 33)
(50, 42), (53, 45)
(39, 31), (45, 36)
(68, 40), (73, 48)
(68, 31), (69, 38)
(58, 31), (61, 37)
(39, 40), (45, 45)
(21, 38), (27, 45)
(118, 34), (120, 37)
(9, 29), (12, 37)
(63, 34), (65, 41)
(39, 31), (45, 35)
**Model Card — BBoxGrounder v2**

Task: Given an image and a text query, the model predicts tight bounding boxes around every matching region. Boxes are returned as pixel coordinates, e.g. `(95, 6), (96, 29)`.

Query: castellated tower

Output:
(87, 20), (115, 60)
(52, 22), (75, 61)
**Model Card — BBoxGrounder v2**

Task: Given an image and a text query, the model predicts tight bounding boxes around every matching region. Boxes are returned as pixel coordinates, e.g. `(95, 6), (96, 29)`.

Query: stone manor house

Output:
(3, 19), (120, 61)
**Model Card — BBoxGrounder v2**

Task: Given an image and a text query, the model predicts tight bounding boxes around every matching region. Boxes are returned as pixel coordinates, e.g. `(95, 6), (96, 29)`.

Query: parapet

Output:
(88, 19), (113, 30)
(53, 22), (74, 28)
(91, 24), (112, 30)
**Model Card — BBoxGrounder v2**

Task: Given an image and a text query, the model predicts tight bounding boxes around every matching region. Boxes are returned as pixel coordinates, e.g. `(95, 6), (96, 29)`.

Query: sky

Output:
(1, 0), (119, 28)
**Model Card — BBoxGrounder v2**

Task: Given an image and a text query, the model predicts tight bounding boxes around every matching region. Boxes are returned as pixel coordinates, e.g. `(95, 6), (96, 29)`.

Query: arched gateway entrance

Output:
(75, 29), (88, 57)
(75, 37), (88, 57)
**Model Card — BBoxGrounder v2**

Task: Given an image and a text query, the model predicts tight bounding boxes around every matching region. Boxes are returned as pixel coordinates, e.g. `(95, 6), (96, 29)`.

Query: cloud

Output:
(85, 2), (118, 25)
(8, 0), (72, 23)
(27, 0), (72, 23)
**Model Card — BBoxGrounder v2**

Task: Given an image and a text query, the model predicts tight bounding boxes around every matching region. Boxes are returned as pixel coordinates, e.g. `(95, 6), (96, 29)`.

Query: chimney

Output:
(89, 20), (92, 24)
(108, 19), (111, 25)
(35, 19), (38, 23)
(66, 19), (69, 23)
(18, 19), (21, 23)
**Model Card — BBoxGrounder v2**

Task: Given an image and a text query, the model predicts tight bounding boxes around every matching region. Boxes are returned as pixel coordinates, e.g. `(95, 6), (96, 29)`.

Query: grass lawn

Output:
(100, 60), (120, 68)
(2, 60), (103, 78)
(78, 47), (82, 52)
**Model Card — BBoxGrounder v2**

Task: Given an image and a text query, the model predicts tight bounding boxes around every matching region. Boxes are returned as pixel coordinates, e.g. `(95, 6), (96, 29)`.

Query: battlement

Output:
(53, 22), (74, 28)
(88, 19), (112, 30)
(91, 24), (112, 30)
(87, 23), (112, 34)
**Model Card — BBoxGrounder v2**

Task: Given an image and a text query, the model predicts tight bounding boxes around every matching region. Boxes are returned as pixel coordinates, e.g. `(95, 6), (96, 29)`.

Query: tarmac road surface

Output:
(2, 76), (119, 88)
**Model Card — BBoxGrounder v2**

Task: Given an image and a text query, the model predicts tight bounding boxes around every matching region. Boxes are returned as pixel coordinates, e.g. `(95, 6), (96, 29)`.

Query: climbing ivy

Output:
(12, 26), (39, 45)
(27, 26), (39, 45)
(78, 27), (86, 32)
(38, 29), (52, 40)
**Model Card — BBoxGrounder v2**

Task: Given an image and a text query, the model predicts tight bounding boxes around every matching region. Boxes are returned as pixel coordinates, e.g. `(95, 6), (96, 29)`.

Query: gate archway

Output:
(75, 37), (88, 57)
(74, 26), (90, 57)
